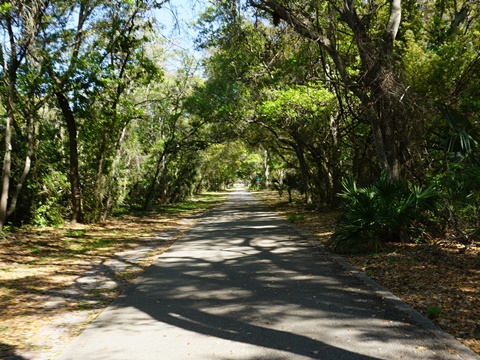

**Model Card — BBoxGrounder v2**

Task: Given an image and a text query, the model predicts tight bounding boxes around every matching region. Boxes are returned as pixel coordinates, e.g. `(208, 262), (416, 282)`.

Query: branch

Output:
(248, 0), (351, 88)
(385, 0), (401, 45)
(449, 5), (469, 36)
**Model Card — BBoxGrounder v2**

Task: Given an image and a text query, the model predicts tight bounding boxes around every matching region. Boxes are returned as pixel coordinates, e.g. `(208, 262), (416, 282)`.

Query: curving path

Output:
(58, 190), (477, 360)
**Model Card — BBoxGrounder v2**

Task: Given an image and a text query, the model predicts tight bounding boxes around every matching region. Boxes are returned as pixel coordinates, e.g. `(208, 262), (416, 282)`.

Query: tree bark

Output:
(0, 106), (13, 233)
(263, 148), (270, 188)
(7, 114), (35, 218)
(293, 136), (310, 204)
(143, 146), (170, 211)
(55, 92), (83, 223)
(0, 15), (20, 233)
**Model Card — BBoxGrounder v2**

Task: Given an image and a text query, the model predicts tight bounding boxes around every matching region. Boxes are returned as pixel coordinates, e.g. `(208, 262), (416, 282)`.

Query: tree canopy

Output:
(0, 0), (478, 249)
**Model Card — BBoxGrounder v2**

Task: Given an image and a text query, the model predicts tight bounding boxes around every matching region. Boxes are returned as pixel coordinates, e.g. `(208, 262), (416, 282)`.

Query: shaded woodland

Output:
(1, 0), (479, 253)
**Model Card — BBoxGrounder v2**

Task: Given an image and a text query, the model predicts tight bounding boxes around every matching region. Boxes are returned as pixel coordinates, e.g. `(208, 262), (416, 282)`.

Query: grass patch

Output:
(66, 229), (87, 237)
(29, 247), (41, 254)
(67, 237), (119, 254)
(287, 213), (306, 223)
(426, 305), (442, 319)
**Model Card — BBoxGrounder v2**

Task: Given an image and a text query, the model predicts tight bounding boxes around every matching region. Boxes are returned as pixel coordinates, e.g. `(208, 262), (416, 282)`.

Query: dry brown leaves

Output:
(344, 242), (480, 355)
(255, 190), (480, 355)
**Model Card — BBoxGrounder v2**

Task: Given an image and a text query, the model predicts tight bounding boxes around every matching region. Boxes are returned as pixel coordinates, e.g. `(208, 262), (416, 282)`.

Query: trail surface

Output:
(58, 190), (477, 359)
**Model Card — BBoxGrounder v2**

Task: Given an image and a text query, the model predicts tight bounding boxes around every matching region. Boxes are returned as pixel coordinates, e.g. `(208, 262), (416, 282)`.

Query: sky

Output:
(155, 0), (206, 69)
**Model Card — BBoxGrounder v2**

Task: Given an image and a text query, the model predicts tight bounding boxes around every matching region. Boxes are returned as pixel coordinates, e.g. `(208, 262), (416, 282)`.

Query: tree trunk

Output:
(94, 132), (108, 213)
(0, 48), (18, 233)
(7, 114), (35, 218)
(345, 0), (403, 179)
(263, 148), (270, 188)
(0, 110), (13, 233)
(293, 138), (310, 204)
(55, 92), (83, 223)
(143, 149), (168, 211)
(102, 124), (129, 221)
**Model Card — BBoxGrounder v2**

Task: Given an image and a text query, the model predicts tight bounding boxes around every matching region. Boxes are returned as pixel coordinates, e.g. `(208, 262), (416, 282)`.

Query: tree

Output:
(79, 0), (163, 220)
(0, 0), (47, 232)
(38, 0), (166, 222)
(257, 85), (336, 203)
(39, 0), (99, 224)
(247, 0), (409, 179)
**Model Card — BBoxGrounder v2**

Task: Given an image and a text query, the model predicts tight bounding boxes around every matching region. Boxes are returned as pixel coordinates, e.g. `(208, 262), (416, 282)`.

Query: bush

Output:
(28, 169), (69, 227)
(431, 107), (480, 242)
(431, 162), (480, 241)
(327, 172), (436, 254)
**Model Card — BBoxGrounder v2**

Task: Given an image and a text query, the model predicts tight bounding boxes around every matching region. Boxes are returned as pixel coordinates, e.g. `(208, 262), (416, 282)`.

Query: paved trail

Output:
(58, 190), (477, 360)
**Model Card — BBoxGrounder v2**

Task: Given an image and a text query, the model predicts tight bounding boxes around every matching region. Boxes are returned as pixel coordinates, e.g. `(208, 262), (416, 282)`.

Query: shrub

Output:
(29, 169), (69, 227)
(287, 213), (305, 223)
(426, 305), (442, 319)
(431, 162), (480, 241)
(327, 172), (436, 254)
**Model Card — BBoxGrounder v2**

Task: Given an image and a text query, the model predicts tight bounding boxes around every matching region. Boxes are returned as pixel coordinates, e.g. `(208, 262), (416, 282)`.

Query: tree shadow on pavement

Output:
(1, 342), (28, 360)
(68, 191), (461, 359)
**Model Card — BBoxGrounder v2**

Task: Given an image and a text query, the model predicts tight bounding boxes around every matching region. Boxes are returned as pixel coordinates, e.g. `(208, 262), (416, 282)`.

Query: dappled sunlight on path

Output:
(58, 191), (476, 360)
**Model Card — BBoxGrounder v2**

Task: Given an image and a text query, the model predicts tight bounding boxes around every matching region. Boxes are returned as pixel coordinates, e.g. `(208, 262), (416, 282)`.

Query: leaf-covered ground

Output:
(254, 190), (480, 355)
(0, 193), (227, 360)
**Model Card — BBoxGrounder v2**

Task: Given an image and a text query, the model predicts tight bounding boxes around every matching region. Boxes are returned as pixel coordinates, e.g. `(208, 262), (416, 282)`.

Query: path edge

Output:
(288, 223), (480, 360)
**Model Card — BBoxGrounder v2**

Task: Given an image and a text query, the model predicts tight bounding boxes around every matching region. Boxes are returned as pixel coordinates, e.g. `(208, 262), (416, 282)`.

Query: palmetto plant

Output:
(433, 107), (480, 243)
(441, 106), (479, 159)
(327, 172), (436, 254)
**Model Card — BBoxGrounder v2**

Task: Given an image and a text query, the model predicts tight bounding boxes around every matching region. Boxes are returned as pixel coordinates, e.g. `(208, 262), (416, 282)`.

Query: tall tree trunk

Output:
(102, 124), (129, 221)
(7, 114), (35, 218)
(143, 149), (168, 211)
(0, 14), (19, 233)
(263, 148), (270, 188)
(293, 137), (310, 204)
(0, 109), (13, 233)
(55, 92), (83, 223)
(93, 131), (108, 219)
(0, 47), (19, 233)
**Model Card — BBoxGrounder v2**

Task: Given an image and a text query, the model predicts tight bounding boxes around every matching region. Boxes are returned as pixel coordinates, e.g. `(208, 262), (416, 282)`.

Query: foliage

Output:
(0, 0), (479, 239)
(431, 162), (480, 240)
(427, 107), (480, 241)
(28, 169), (69, 227)
(426, 305), (442, 319)
(259, 85), (335, 123)
(439, 107), (480, 160)
(271, 171), (301, 203)
(327, 173), (437, 254)
(196, 141), (261, 191)
(287, 213), (305, 223)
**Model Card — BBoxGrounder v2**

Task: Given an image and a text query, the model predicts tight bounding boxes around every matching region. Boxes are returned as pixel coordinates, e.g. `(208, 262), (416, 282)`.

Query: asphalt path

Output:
(58, 190), (478, 360)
